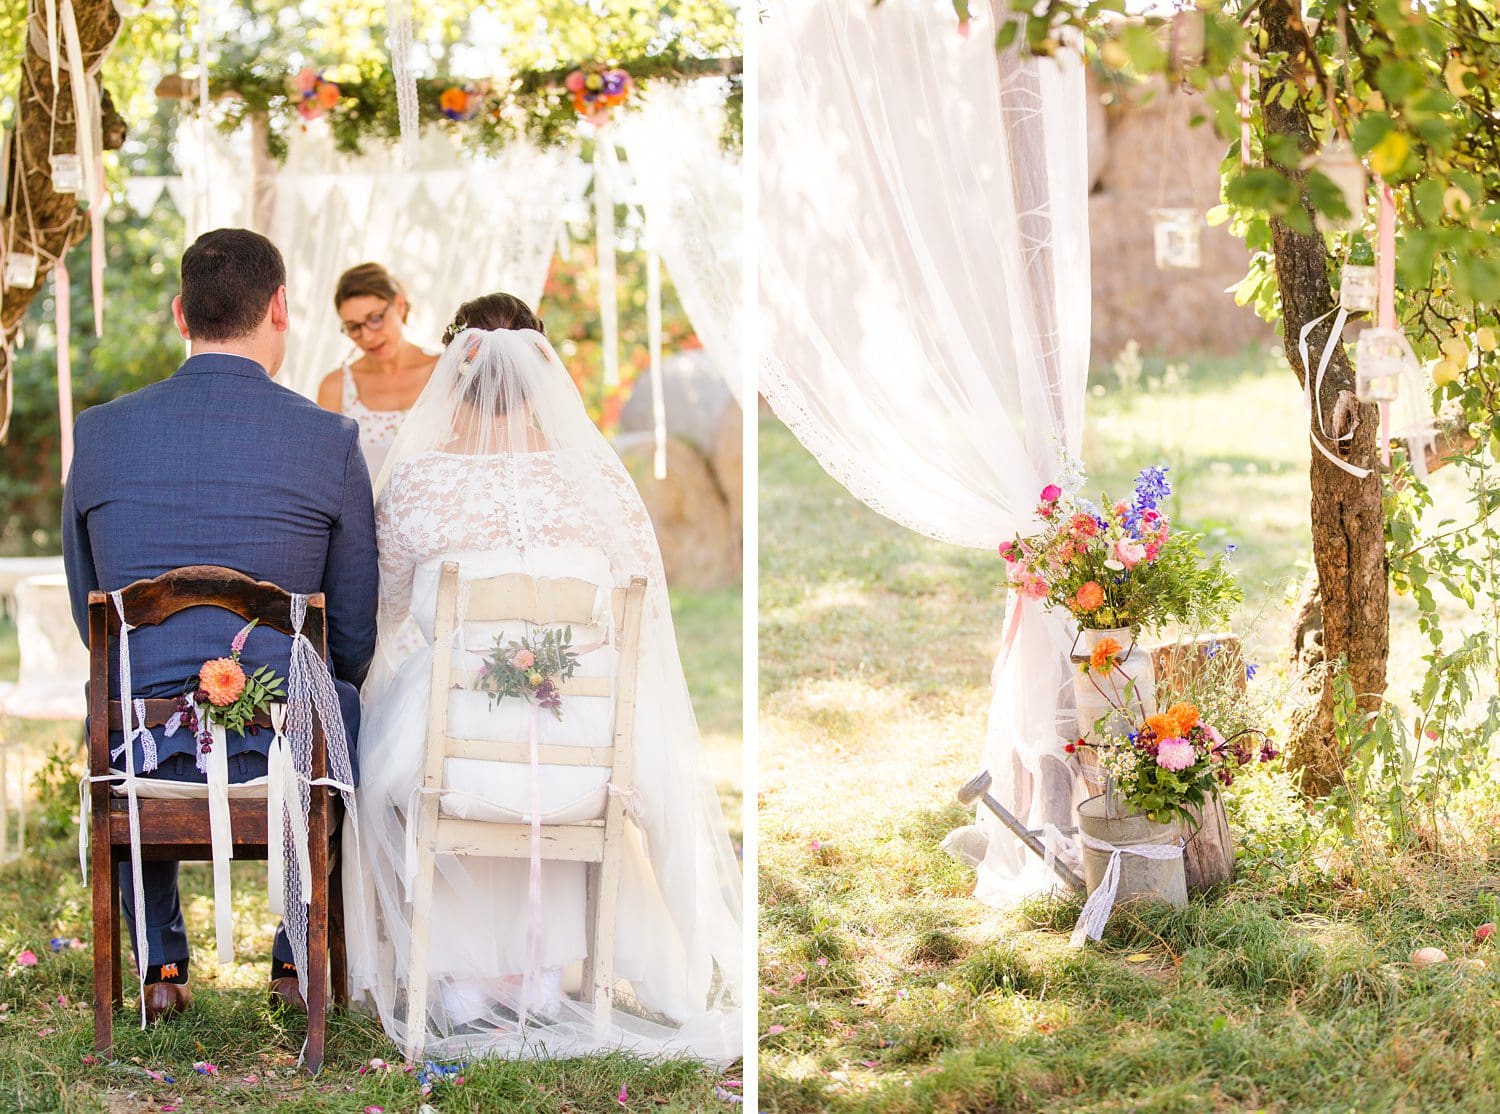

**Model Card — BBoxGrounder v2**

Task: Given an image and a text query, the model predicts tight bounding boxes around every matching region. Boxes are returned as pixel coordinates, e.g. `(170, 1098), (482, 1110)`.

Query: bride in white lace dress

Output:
(343, 297), (742, 1062)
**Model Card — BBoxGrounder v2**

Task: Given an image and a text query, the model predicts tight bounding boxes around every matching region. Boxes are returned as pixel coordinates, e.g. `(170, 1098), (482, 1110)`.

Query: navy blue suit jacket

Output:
(62, 353), (377, 776)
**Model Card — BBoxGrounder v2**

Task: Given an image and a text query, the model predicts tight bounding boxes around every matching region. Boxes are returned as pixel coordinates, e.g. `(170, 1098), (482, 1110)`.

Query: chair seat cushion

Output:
(438, 758), (609, 824)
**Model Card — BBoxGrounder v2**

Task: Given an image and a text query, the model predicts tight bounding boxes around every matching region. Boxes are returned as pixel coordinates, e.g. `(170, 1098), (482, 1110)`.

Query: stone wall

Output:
(1087, 73), (1275, 364)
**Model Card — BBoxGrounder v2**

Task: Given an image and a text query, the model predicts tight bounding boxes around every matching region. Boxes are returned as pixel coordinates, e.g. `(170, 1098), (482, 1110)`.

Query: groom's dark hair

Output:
(180, 229), (287, 341)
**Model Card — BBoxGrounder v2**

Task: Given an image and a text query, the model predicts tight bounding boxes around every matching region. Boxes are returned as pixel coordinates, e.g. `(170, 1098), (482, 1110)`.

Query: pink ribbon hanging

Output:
(55, 259), (73, 475)
(1376, 179), (1396, 467)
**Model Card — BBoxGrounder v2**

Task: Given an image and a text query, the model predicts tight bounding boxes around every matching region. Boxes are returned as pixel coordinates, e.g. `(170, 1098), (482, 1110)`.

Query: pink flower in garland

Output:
(1040, 484), (1063, 502)
(1155, 738), (1196, 771)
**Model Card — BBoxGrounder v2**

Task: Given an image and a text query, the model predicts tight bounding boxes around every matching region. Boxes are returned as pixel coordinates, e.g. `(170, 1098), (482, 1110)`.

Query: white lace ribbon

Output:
(282, 594), (359, 1010)
(265, 704), (311, 918)
(1069, 831), (1184, 948)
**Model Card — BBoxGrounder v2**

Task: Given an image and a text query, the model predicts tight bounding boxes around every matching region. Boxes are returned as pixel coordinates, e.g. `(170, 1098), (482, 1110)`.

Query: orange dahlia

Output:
(1165, 702), (1200, 736)
(1074, 581), (1105, 612)
(1089, 637), (1122, 674)
(1144, 712), (1176, 739)
(200, 657), (246, 706)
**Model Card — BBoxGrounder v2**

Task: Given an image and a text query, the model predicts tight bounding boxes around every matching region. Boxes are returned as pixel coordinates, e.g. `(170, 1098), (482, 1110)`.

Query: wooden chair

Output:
(87, 566), (348, 1072)
(404, 562), (647, 1060)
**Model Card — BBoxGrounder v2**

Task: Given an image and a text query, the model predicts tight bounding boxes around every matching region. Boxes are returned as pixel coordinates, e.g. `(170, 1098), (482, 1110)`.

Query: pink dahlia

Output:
(1155, 738), (1196, 772)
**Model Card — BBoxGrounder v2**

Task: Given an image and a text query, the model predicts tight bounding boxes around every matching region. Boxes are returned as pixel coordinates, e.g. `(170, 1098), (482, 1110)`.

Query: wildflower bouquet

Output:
(999, 465), (1241, 634)
(1075, 699), (1277, 826)
(166, 620), (286, 758)
(476, 628), (581, 720)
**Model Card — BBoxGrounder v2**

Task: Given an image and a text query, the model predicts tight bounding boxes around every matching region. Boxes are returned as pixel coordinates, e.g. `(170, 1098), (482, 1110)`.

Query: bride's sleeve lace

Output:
(596, 458), (671, 617)
(374, 470), (424, 628)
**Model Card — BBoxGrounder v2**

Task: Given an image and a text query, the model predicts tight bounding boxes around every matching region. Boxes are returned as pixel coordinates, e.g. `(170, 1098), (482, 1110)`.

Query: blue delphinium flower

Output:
(1133, 465), (1171, 511)
(1246, 663), (1259, 681)
(1225, 543), (1238, 557)
(1205, 640), (1220, 659)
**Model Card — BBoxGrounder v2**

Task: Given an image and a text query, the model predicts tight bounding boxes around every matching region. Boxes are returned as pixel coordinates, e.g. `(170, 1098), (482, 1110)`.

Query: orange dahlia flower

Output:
(1165, 702), (1200, 736)
(200, 657), (246, 706)
(1089, 637), (1122, 673)
(1074, 581), (1105, 612)
(1144, 712), (1176, 739)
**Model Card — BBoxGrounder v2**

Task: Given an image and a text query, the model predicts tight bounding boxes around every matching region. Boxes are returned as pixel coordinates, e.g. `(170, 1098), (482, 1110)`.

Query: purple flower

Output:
(1205, 641), (1220, 659)
(1245, 663), (1259, 681)
(1225, 543), (1238, 557)
(1133, 465), (1171, 511)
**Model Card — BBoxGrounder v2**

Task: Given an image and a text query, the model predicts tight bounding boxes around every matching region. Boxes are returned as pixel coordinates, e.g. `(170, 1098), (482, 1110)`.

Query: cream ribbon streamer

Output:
(203, 716), (235, 966)
(108, 591), (151, 1028)
(1297, 305), (1373, 481)
(1069, 831), (1185, 948)
(595, 129), (621, 388)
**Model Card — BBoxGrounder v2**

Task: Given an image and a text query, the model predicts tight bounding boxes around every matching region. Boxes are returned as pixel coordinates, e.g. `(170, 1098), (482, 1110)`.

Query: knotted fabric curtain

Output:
(759, 0), (1093, 903)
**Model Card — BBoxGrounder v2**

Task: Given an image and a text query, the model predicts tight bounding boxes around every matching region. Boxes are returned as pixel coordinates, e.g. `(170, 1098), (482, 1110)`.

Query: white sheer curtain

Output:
(618, 84), (744, 400)
(760, 0), (1093, 905)
(174, 121), (571, 398)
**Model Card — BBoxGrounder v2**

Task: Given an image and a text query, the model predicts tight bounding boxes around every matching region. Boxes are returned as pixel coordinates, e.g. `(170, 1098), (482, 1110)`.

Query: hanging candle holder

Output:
(1392, 362), (1438, 479)
(1339, 262), (1378, 314)
(4, 250), (38, 289)
(1312, 137), (1368, 232)
(1151, 208), (1203, 270)
(1353, 327), (1417, 404)
(49, 153), (83, 194)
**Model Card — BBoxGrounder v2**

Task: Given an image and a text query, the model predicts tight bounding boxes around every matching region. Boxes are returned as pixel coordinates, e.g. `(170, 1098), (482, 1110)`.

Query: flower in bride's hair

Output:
(510, 649), (535, 670)
(200, 658), (246, 706)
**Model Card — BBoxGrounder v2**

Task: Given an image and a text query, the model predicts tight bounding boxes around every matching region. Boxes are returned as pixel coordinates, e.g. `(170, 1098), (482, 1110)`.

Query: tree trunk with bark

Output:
(1261, 0), (1389, 795)
(0, 0), (122, 441)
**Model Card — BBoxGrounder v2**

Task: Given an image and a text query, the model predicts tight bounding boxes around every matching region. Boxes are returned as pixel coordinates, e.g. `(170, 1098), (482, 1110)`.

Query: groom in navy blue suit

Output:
(62, 229), (378, 1022)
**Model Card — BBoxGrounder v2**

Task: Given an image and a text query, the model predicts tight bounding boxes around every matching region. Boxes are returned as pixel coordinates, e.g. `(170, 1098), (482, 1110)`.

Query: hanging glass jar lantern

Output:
(1339, 262), (1378, 313)
(1353, 327), (1416, 403)
(4, 250), (38, 289)
(1312, 138), (1368, 232)
(1151, 208), (1202, 270)
(49, 153), (83, 194)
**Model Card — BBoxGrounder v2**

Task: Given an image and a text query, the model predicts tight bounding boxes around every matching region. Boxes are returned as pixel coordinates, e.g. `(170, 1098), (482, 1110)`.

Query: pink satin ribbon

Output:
(519, 704), (543, 1028)
(55, 262), (72, 475)
(1376, 179), (1396, 467)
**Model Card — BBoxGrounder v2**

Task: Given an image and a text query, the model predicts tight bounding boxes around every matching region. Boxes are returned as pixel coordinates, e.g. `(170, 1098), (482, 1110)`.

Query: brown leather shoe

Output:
(143, 980), (191, 1024)
(268, 976), (307, 1013)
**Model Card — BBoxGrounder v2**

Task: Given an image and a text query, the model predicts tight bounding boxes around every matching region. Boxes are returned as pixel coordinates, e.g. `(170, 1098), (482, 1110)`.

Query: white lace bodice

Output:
(374, 449), (664, 630)
(343, 363), (408, 480)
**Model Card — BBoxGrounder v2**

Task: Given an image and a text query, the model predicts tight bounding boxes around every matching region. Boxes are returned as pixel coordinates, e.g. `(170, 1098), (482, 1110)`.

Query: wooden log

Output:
(1181, 792), (1235, 892)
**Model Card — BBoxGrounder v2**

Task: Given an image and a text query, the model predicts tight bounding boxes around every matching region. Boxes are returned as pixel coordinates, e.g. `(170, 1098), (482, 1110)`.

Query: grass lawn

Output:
(0, 586), (742, 1112)
(758, 347), (1500, 1112)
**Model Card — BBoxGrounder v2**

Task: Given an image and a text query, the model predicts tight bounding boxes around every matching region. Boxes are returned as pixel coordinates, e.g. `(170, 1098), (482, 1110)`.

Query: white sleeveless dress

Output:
(341, 361), (408, 480)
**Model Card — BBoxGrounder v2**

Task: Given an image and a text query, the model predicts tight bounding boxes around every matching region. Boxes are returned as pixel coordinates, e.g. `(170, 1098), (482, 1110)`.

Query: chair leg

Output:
(305, 792), (330, 1074)
(580, 863), (598, 997)
(403, 823), (439, 1063)
(110, 866), (123, 1009)
(592, 847), (622, 1039)
(92, 837), (114, 1053)
(329, 828), (349, 1008)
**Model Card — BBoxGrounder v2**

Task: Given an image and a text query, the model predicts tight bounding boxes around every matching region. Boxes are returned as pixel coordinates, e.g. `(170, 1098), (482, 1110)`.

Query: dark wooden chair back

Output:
(85, 565), (344, 1072)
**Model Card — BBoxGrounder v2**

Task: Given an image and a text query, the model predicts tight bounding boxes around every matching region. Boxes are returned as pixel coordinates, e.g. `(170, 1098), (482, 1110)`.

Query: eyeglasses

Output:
(340, 302), (391, 338)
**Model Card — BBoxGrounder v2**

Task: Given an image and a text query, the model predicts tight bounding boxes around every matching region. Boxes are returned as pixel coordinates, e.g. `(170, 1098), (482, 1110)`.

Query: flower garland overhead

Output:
(195, 51), (741, 160)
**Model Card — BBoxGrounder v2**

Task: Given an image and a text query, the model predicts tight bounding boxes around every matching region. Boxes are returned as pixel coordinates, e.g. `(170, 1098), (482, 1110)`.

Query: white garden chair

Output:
(404, 561), (647, 1060)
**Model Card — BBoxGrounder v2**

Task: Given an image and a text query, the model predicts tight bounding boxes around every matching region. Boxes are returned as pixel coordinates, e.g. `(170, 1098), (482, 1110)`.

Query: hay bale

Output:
(614, 433), (735, 591)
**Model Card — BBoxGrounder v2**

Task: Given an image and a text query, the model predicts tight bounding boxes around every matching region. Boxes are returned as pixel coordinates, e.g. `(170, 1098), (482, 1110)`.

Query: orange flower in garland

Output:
(1088, 637), (1122, 674)
(199, 658), (247, 706)
(564, 65), (633, 126)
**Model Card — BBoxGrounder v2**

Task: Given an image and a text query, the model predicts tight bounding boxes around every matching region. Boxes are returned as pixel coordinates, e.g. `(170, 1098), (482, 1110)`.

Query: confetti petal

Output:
(1126, 954), (1153, 963)
(617, 1083), (629, 1105)
(767, 1024), (786, 1035)
(16, 950), (37, 968)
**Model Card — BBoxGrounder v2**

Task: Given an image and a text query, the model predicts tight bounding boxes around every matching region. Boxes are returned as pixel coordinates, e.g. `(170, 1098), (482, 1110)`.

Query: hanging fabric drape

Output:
(760, 0), (1093, 905)
(173, 124), (571, 397)
(618, 83), (743, 401)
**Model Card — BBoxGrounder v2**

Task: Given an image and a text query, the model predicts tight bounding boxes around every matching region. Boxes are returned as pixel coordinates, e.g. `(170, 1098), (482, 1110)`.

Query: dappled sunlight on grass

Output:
(759, 347), (1500, 1111)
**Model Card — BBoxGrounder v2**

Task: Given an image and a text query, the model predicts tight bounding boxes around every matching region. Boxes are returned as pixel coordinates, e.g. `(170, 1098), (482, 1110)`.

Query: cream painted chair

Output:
(404, 562), (647, 1060)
